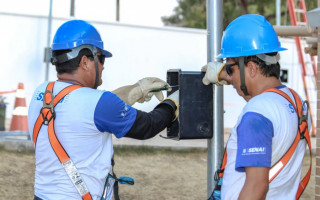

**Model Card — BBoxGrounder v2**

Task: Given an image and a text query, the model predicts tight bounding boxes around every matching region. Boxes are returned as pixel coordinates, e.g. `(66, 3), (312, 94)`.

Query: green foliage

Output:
(162, 0), (207, 29)
(162, 0), (319, 29)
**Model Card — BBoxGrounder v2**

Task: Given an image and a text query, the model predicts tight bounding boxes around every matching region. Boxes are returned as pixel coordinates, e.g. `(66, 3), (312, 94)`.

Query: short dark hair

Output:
(52, 48), (93, 74)
(234, 52), (280, 79)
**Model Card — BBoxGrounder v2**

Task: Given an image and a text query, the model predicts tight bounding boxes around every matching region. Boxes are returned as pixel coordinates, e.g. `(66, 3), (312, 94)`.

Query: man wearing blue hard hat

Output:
(28, 20), (179, 200)
(202, 14), (311, 199)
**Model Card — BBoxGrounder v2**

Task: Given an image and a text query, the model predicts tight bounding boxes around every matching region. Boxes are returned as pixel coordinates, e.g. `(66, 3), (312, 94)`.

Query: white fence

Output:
(0, 12), (314, 129)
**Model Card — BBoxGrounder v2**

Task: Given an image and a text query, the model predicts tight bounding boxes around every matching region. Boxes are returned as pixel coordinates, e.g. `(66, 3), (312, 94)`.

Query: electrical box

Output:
(163, 69), (213, 140)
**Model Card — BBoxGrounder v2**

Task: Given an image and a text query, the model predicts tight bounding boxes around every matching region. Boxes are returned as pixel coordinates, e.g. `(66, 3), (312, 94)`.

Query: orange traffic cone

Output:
(10, 83), (29, 131)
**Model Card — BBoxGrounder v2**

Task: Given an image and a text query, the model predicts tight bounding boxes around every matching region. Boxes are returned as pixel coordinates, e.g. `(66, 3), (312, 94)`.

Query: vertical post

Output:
(276, 0), (281, 26)
(316, 1), (320, 197)
(206, 0), (224, 198)
(316, 25), (320, 199)
(116, 0), (120, 22)
(45, 0), (53, 81)
(70, 0), (75, 17)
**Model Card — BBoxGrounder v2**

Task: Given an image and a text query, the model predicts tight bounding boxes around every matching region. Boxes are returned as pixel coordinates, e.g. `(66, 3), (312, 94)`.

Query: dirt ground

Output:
(0, 146), (315, 200)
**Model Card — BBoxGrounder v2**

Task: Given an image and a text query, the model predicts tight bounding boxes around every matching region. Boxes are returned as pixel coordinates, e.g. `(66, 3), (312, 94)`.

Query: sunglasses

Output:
(99, 55), (105, 65)
(225, 62), (239, 75)
(87, 55), (106, 65)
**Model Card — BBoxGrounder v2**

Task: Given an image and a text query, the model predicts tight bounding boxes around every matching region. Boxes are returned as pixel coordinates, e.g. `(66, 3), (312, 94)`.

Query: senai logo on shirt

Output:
(288, 103), (295, 113)
(35, 92), (65, 103)
(120, 105), (129, 117)
(242, 147), (266, 155)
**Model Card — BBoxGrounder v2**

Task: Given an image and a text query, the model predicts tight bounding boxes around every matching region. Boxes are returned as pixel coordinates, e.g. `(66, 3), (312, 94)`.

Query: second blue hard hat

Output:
(217, 14), (287, 59)
(52, 20), (112, 58)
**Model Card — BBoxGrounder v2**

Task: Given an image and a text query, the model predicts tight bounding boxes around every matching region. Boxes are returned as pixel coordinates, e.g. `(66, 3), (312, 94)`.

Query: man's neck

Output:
(57, 73), (87, 87)
(251, 76), (282, 97)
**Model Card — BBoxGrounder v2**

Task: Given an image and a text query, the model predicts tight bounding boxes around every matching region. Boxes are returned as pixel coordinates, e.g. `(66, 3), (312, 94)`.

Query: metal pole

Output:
(276, 0), (281, 26)
(206, 0), (224, 198)
(70, 0), (75, 17)
(45, 0), (53, 81)
(116, 0), (120, 21)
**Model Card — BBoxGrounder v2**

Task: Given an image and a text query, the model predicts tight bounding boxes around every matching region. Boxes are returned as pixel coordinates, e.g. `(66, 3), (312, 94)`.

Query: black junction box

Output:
(164, 69), (213, 140)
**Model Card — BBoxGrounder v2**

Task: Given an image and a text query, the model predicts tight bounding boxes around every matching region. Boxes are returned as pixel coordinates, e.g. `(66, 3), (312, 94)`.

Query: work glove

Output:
(201, 61), (228, 85)
(161, 90), (179, 122)
(112, 77), (167, 106)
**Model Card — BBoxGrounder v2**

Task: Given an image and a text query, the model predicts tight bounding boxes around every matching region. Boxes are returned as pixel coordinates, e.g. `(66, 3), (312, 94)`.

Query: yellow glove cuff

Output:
(216, 63), (229, 85)
(161, 98), (179, 122)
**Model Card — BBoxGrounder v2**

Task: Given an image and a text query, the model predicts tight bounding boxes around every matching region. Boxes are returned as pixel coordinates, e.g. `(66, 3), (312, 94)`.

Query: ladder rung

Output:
(297, 22), (307, 26)
(295, 8), (305, 13)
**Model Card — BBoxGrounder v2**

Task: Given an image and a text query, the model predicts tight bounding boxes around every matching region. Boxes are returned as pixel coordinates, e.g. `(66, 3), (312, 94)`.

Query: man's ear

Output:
(79, 55), (89, 71)
(247, 61), (258, 78)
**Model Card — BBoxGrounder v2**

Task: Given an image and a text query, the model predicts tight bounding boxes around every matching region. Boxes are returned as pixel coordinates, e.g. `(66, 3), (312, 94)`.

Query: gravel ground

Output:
(0, 146), (315, 200)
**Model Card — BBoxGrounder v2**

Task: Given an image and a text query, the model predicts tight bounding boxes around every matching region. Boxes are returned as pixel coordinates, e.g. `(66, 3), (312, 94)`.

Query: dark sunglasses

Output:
(225, 62), (239, 75)
(99, 55), (105, 65)
(87, 55), (106, 65)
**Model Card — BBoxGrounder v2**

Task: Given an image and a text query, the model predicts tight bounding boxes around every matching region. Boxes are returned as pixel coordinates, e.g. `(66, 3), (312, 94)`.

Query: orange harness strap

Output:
(216, 88), (311, 199)
(265, 88), (311, 199)
(33, 82), (92, 200)
(217, 149), (227, 179)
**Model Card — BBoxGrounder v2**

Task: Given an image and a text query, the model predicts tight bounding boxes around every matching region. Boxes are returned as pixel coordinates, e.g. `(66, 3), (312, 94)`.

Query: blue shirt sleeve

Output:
(94, 92), (137, 138)
(235, 112), (273, 172)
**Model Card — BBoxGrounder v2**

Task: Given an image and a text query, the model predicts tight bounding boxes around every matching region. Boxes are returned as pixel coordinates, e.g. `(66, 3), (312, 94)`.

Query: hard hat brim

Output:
(101, 49), (112, 58)
(216, 47), (287, 59)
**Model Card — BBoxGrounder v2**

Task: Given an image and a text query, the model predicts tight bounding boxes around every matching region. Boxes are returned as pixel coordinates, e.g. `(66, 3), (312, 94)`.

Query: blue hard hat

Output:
(217, 14), (287, 59)
(52, 20), (112, 58)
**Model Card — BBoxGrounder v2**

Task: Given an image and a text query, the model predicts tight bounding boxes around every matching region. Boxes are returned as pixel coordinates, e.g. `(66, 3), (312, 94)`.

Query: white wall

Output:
(0, 12), (315, 129)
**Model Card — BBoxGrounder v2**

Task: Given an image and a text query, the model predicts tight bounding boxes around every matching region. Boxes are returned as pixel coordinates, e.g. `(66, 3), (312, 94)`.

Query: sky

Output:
(0, 0), (178, 27)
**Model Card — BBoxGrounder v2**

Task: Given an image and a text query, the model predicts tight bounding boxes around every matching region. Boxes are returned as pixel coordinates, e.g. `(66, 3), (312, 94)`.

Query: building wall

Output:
(0, 12), (314, 129)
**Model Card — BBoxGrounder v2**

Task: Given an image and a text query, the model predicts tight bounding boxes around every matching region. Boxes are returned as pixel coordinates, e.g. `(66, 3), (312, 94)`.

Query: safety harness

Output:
(32, 82), (93, 200)
(33, 81), (134, 200)
(209, 87), (312, 200)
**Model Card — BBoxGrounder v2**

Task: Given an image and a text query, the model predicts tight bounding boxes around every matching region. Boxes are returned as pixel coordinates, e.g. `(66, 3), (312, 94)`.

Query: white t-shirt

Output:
(28, 81), (137, 200)
(221, 85), (307, 200)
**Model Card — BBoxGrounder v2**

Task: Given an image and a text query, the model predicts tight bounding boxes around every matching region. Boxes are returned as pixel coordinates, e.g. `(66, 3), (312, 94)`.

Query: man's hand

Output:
(112, 77), (167, 106)
(201, 61), (228, 85)
(159, 90), (179, 122)
(166, 90), (179, 120)
(136, 77), (167, 103)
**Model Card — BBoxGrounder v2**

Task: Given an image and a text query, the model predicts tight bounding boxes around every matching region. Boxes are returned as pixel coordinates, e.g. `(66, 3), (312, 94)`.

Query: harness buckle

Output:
(41, 90), (55, 125)
(40, 110), (55, 125)
(299, 100), (309, 139)
(299, 100), (309, 125)
(214, 169), (223, 181)
(43, 90), (54, 113)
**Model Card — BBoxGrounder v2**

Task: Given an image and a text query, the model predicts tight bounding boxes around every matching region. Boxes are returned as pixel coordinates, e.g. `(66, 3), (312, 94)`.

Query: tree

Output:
(162, 0), (207, 29)
(162, 0), (318, 29)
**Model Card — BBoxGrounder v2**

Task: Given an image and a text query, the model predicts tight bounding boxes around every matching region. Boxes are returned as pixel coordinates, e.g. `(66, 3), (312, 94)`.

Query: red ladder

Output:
(286, 0), (317, 137)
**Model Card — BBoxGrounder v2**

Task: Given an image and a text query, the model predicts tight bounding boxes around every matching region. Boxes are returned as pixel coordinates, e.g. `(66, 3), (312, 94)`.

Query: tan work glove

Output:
(201, 61), (228, 85)
(166, 90), (179, 120)
(158, 90), (179, 122)
(112, 77), (167, 106)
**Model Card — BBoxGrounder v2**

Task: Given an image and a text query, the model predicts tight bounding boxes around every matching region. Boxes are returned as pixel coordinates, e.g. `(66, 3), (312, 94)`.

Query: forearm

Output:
(239, 182), (268, 200)
(125, 102), (176, 140)
(238, 167), (269, 200)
